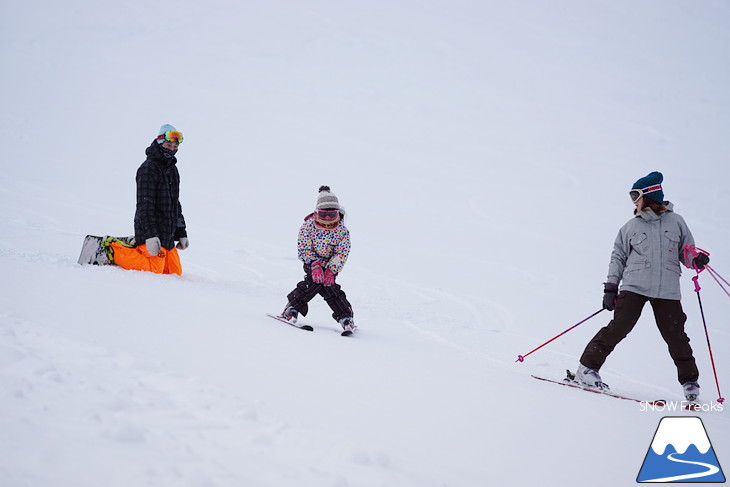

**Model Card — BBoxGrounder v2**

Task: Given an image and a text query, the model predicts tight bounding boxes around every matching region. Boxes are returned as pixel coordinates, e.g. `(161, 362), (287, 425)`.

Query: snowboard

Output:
(78, 235), (135, 266)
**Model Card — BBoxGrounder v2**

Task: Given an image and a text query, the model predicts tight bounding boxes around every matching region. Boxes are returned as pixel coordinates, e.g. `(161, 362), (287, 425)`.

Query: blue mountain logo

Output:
(637, 416), (725, 483)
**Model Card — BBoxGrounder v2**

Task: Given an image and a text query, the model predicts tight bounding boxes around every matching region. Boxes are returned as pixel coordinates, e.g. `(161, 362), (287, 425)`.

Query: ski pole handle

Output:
(692, 275), (701, 293)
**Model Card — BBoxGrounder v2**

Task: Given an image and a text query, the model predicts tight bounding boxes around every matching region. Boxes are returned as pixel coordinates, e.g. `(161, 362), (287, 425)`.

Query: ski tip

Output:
(684, 402), (702, 411)
(341, 330), (353, 337)
(266, 313), (314, 331)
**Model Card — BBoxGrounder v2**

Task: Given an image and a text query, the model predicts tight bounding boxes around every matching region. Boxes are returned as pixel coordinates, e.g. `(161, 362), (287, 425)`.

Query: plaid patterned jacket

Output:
(133, 141), (187, 250)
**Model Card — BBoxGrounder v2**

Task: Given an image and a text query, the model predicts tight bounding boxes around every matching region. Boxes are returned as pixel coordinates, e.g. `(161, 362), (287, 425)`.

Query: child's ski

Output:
(531, 372), (667, 406)
(266, 313), (314, 331)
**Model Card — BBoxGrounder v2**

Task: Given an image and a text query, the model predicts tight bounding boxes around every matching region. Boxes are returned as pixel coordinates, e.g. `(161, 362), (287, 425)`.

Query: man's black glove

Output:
(602, 283), (619, 311)
(692, 253), (710, 271)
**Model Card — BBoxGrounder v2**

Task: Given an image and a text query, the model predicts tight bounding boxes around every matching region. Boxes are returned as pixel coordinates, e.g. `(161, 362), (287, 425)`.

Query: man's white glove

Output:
(176, 237), (189, 250)
(146, 237), (161, 256)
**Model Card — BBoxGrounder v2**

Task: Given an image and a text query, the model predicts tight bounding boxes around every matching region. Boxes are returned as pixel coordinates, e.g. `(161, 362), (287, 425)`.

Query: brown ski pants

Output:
(580, 291), (699, 384)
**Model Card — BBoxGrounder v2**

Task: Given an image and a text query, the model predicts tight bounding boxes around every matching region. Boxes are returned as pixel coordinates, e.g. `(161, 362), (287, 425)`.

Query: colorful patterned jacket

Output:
(297, 214), (351, 274)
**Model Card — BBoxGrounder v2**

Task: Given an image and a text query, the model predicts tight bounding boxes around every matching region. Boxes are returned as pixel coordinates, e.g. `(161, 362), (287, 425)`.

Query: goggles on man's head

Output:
(316, 208), (340, 220)
(629, 184), (662, 203)
(157, 130), (184, 144)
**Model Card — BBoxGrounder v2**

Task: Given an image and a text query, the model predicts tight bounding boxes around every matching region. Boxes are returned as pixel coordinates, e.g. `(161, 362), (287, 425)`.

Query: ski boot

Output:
(573, 364), (610, 391)
(683, 381), (700, 402)
(281, 304), (299, 323)
(339, 317), (356, 336)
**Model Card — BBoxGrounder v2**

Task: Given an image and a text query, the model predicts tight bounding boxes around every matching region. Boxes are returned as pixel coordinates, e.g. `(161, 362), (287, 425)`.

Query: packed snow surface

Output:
(1, 1), (729, 486)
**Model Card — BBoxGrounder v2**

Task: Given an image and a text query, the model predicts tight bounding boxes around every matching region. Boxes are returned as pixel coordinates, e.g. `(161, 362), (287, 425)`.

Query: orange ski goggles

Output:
(157, 130), (184, 144)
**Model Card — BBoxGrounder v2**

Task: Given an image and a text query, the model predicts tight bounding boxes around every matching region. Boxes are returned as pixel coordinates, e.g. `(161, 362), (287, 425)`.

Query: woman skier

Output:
(574, 171), (709, 402)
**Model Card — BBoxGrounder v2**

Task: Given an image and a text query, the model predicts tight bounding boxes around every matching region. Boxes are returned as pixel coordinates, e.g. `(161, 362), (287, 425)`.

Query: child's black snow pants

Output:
(286, 264), (353, 322)
(580, 291), (699, 385)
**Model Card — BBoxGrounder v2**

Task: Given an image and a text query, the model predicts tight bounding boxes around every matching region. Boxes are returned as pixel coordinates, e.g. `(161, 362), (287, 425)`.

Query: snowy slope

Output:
(1, 1), (729, 486)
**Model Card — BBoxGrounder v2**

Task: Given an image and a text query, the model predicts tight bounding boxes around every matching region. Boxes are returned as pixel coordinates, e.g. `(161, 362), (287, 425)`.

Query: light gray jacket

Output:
(607, 202), (695, 300)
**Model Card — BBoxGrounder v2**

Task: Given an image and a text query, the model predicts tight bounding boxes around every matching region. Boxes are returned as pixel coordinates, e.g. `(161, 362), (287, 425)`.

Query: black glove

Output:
(602, 283), (619, 311)
(692, 253), (710, 270)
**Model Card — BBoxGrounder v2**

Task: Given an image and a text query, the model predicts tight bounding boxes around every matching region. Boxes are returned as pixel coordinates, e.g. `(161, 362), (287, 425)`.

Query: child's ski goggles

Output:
(316, 208), (340, 220)
(157, 130), (184, 144)
(629, 184), (662, 202)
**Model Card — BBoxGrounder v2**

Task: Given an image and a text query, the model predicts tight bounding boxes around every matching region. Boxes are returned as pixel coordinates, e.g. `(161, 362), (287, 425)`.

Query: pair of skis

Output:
(266, 313), (354, 337)
(532, 370), (701, 410)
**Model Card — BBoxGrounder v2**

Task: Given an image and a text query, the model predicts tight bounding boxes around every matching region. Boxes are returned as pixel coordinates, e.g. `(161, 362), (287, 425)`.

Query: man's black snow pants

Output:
(580, 291), (699, 385)
(286, 265), (353, 322)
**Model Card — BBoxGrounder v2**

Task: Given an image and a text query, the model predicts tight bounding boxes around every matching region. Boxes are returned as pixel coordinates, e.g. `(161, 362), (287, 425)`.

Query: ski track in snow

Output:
(0, 230), (523, 487)
(0, 314), (407, 487)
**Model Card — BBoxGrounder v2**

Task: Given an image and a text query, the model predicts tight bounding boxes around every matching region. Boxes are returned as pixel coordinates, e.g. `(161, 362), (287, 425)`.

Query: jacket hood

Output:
(145, 140), (177, 167)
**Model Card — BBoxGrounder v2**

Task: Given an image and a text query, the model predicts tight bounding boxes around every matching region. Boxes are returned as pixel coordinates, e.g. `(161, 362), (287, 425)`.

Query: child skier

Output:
(279, 186), (355, 334)
(574, 171), (709, 401)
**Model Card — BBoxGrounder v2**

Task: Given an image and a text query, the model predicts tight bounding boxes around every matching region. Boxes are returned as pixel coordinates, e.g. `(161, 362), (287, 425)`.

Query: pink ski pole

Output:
(706, 265), (730, 299)
(688, 255), (726, 404)
(516, 309), (604, 363)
